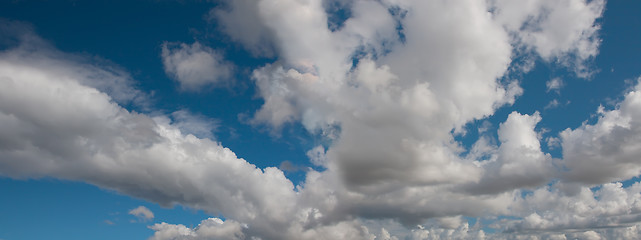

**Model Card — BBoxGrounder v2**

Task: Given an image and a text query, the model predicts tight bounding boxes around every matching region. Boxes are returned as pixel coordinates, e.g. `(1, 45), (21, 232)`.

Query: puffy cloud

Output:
(161, 42), (233, 91)
(504, 182), (641, 237)
(561, 79), (641, 184)
(149, 218), (245, 240)
(216, 0), (608, 237)
(247, 0), (521, 195)
(490, 0), (605, 77)
(129, 206), (154, 221)
(0, 26), (298, 240)
(1, 0), (629, 239)
(306, 145), (328, 167)
(467, 112), (554, 194)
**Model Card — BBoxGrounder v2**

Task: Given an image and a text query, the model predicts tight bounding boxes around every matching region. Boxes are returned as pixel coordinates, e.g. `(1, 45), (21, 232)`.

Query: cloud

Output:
(149, 218), (244, 240)
(504, 181), (641, 236)
(0, 24), (298, 239)
(561, 78), (641, 184)
(129, 206), (154, 221)
(490, 0), (605, 77)
(161, 42), (233, 91)
(466, 111), (554, 195)
(167, 110), (219, 140)
(2, 1), (632, 239)
(546, 77), (565, 93)
(544, 99), (561, 110)
(210, 0), (276, 57)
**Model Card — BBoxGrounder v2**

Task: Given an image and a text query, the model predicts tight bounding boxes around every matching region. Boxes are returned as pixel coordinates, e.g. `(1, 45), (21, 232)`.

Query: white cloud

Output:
(544, 99), (561, 110)
(129, 206), (154, 221)
(210, 0), (276, 57)
(306, 145), (328, 167)
(1, 1), (631, 239)
(0, 28), (298, 239)
(161, 42), (233, 91)
(149, 218), (245, 240)
(490, 0), (605, 77)
(467, 112), (554, 194)
(504, 181), (641, 237)
(561, 79), (641, 184)
(209, 0), (608, 237)
(546, 78), (565, 93)
(546, 136), (561, 149)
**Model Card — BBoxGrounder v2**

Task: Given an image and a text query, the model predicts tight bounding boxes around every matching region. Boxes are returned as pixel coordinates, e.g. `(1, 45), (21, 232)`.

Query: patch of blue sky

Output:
(0, 177), (210, 240)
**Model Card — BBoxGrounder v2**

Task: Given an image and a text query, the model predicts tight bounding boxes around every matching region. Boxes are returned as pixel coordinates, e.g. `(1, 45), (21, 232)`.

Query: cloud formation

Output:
(149, 218), (245, 240)
(561, 79), (641, 184)
(4, 1), (641, 239)
(161, 42), (233, 91)
(129, 206), (154, 221)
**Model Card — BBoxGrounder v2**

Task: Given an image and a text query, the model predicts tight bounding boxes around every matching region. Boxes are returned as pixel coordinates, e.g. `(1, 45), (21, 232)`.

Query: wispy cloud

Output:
(546, 77), (565, 93)
(129, 206), (154, 222)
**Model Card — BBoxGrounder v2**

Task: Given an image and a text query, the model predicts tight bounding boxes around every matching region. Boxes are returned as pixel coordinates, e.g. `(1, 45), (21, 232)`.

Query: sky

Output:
(1, 0), (641, 239)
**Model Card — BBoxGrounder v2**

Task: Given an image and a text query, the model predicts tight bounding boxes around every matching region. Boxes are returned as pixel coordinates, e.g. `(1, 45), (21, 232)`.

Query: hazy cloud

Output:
(546, 77), (565, 93)
(161, 42), (233, 91)
(129, 206), (154, 221)
(2, 1), (634, 239)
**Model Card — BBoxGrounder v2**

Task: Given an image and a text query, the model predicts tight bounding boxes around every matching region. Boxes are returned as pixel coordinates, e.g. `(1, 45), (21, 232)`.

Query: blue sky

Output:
(2, 0), (641, 239)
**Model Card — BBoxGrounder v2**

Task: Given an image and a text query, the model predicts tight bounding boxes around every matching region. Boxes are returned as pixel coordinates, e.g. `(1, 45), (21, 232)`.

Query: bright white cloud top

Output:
(3, 0), (641, 239)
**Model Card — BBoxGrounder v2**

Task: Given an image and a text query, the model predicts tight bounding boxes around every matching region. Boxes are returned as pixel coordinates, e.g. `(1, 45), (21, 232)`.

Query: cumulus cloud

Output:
(149, 218), (245, 240)
(490, 0), (605, 77)
(561, 78), (641, 184)
(161, 42), (233, 91)
(467, 112), (554, 194)
(3, 0), (634, 239)
(205, 0), (612, 237)
(129, 206), (154, 221)
(504, 181), (641, 236)
(0, 25), (298, 239)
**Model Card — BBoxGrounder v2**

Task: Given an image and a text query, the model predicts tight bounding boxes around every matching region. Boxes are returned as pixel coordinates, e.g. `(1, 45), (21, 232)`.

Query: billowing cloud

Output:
(161, 42), (233, 91)
(129, 206), (154, 221)
(561, 78), (641, 184)
(0, 25), (298, 239)
(490, 0), (605, 77)
(5, 0), (640, 239)
(504, 181), (641, 238)
(149, 218), (245, 240)
(466, 111), (554, 195)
